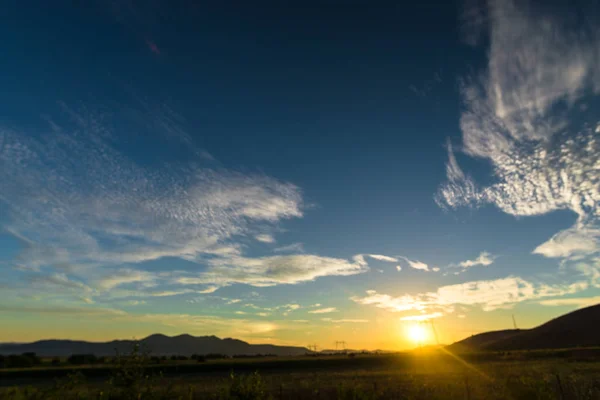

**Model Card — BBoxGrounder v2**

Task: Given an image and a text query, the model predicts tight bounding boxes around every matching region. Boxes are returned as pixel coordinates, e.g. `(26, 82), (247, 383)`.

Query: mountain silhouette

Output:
(448, 303), (600, 351)
(0, 334), (310, 357)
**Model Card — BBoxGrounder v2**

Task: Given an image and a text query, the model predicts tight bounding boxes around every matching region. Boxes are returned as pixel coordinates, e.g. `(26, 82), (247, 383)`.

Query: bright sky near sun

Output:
(1, 0), (599, 350)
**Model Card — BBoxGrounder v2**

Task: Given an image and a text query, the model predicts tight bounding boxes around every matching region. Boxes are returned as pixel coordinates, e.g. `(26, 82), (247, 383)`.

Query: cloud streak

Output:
(457, 252), (496, 268)
(308, 307), (337, 314)
(174, 254), (367, 288)
(398, 257), (430, 271)
(539, 296), (600, 308)
(352, 276), (588, 313)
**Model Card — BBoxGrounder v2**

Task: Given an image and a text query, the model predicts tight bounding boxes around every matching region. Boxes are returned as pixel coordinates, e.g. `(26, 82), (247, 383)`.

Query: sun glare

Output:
(407, 324), (428, 344)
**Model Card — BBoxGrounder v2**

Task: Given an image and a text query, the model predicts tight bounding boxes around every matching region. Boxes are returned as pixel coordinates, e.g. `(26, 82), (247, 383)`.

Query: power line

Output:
(335, 341), (346, 351)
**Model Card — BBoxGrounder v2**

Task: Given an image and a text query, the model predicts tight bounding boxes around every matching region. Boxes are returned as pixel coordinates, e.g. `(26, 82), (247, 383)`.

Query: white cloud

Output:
(30, 273), (92, 293)
(533, 228), (600, 259)
(175, 254), (368, 288)
(308, 307), (337, 314)
(408, 260), (429, 271)
(396, 265), (402, 271)
(576, 259), (600, 288)
(367, 254), (398, 262)
(437, 0), (600, 263)
(539, 296), (600, 308)
(197, 286), (219, 294)
(458, 252), (496, 268)
(273, 243), (304, 253)
(351, 292), (431, 313)
(352, 276), (588, 313)
(399, 257), (429, 271)
(0, 103), (306, 292)
(96, 269), (157, 291)
(400, 312), (443, 321)
(255, 234), (275, 243)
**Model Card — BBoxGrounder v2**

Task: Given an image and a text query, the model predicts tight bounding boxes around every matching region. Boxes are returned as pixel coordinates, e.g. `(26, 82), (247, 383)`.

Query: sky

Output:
(1, 0), (599, 350)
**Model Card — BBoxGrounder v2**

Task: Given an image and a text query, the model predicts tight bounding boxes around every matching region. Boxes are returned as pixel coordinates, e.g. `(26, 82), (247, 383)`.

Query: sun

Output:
(407, 324), (428, 344)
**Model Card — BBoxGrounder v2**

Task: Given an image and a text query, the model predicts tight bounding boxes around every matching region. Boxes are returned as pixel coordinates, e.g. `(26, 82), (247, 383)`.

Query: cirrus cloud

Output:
(308, 307), (337, 314)
(458, 251), (496, 269)
(352, 276), (588, 314)
(436, 0), (600, 267)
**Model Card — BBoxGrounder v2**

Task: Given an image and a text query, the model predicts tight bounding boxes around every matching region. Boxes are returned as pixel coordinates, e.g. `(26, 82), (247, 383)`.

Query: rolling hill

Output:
(448, 303), (600, 352)
(0, 334), (310, 357)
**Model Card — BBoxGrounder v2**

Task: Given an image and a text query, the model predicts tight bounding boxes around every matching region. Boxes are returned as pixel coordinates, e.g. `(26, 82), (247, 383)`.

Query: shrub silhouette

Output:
(228, 371), (271, 400)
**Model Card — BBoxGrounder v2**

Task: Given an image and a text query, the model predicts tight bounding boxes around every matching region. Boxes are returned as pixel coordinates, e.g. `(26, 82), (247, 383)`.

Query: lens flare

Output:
(407, 324), (428, 344)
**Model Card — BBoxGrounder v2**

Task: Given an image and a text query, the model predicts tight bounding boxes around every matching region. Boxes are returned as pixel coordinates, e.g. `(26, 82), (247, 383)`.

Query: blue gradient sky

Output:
(1, 0), (599, 349)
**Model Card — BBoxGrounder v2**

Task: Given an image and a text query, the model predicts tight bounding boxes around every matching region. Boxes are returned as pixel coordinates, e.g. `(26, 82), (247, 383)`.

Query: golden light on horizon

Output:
(407, 324), (428, 345)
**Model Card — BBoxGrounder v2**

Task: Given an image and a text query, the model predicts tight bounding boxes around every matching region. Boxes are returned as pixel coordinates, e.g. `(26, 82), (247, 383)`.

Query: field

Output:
(2, 349), (600, 399)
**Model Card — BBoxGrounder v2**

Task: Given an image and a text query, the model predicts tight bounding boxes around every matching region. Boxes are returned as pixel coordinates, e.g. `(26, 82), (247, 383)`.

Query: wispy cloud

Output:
(368, 254), (398, 262)
(308, 307), (337, 314)
(352, 276), (588, 313)
(96, 269), (156, 291)
(533, 228), (600, 259)
(255, 234), (275, 244)
(0, 100), (382, 298)
(539, 296), (600, 308)
(273, 242), (304, 253)
(457, 252), (496, 268)
(30, 273), (92, 293)
(436, 0), (600, 267)
(175, 255), (367, 288)
(398, 257), (429, 271)
(0, 102), (303, 275)
(126, 300), (146, 306)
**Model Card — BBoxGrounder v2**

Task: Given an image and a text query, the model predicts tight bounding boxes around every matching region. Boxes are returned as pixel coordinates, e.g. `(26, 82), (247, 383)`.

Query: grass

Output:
(1, 348), (600, 399)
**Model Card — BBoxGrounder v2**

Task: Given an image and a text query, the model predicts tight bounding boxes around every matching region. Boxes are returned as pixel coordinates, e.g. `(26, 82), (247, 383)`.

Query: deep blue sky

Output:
(1, 0), (599, 348)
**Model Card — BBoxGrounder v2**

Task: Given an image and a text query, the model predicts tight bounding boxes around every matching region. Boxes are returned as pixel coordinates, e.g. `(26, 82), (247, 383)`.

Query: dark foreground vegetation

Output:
(2, 345), (600, 399)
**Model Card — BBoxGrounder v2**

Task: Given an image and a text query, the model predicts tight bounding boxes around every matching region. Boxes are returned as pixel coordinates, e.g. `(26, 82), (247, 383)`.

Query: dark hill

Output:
(447, 329), (522, 352)
(449, 303), (600, 352)
(0, 334), (310, 357)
